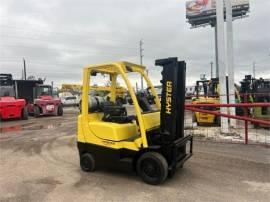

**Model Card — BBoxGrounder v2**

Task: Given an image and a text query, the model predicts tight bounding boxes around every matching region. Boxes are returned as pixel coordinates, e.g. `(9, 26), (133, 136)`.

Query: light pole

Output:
(216, 0), (229, 133)
(225, 0), (236, 128)
(210, 61), (213, 78)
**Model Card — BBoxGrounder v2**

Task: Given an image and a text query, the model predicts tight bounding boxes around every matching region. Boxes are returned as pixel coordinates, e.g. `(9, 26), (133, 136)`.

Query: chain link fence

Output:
(184, 98), (270, 146)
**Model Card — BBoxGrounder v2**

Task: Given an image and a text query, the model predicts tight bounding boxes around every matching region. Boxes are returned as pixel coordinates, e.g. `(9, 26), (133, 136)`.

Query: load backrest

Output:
(155, 57), (186, 143)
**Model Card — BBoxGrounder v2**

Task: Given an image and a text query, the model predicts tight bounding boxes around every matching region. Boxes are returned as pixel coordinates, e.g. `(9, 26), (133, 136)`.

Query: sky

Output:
(0, 0), (270, 88)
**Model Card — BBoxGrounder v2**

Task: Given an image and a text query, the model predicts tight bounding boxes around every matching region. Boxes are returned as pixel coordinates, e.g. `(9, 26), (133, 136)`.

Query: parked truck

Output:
(0, 74), (28, 121)
(15, 80), (63, 117)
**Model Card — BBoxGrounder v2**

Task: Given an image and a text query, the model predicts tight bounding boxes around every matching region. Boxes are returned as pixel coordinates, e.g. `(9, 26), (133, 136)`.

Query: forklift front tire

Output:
(136, 152), (168, 185)
(34, 106), (40, 118)
(57, 105), (63, 116)
(80, 153), (95, 172)
(22, 107), (28, 120)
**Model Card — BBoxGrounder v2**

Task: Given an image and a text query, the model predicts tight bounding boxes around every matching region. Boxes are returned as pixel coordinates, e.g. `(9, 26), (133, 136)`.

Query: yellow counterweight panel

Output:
(196, 112), (216, 123)
(88, 122), (138, 142)
(81, 112), (142, 150)
(78, 115), (141, 151)
(121, 138), (142, 151)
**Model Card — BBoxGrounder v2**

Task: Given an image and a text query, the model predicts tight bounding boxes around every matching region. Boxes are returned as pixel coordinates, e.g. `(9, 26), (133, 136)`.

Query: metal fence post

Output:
(244, 93), (248, 144)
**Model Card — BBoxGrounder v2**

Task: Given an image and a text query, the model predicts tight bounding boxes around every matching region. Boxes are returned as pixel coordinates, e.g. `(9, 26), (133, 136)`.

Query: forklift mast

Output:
(208, 78), (219, 97)
(240, 75), (254, 94)
(15, 80), (43, 103)
(155, 58), (186, 143)
(195, 79), (209, 97)
(0, 74), (15, 97)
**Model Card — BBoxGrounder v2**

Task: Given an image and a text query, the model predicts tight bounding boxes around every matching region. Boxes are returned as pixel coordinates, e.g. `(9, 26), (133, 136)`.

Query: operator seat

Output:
(102, 102), (135, 123)
(136, 93), (152, 112)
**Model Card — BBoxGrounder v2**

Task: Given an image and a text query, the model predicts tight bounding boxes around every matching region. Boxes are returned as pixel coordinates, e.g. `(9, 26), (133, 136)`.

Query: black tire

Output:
(216, 116), (221, 126)
(34, 106), (40, 118)
(136, 152), (168, 185)
(21, 107), (28, 120)
(80, 153), (95, 172)
(192, 113), (197, 123)
(254, 123), (259, 129)
(57, 105), (63, 116)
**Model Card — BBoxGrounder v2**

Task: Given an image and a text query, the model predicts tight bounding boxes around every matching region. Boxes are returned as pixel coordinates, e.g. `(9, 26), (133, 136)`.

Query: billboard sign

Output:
(186, 0), (249, 17)
(186, 0), (250, 27)
(186, 0), (212, 17)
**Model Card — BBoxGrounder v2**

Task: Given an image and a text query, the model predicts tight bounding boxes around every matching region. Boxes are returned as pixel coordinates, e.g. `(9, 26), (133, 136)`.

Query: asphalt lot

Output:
(0, 107), (269, 202)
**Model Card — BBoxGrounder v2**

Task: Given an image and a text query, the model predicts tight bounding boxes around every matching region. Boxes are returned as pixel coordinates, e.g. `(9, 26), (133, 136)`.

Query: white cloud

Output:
(0, 0), (269, 87)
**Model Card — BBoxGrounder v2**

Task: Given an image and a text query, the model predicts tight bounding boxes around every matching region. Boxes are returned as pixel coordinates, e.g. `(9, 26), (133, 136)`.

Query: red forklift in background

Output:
(15, 80), (63, 117)
(0, 74), (28, 121)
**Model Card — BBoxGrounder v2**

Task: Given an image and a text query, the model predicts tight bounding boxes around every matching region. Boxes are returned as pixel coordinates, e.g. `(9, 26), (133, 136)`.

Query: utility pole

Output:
(23, 58), (26, 80)
(253, 61), (256, 78)
(139, 39), (144, 90)
(210, 61), (213, 78)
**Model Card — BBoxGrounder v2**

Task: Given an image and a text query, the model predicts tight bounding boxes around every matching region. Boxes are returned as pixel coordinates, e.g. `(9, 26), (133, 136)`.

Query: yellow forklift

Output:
(192, 78), (221, 126)
(77, 58), (193, 185)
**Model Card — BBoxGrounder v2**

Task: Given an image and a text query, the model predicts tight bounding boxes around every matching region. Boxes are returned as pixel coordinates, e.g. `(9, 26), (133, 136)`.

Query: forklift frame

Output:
(78, 59), (193, 184)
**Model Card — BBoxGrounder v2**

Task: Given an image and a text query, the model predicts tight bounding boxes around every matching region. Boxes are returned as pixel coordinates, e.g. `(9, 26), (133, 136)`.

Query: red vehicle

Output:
(0, 74), (28, 120)
(15, 80), (63, 117)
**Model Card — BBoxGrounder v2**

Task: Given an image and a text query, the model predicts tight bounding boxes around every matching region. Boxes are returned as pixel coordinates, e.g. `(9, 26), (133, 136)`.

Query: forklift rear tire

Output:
(80, 153), (95, 172)
(22, 107), (28, 120)
(57, 105), (63, 116)
(136, 152), (168, 185)
(216, 116), (221, 126)
(34, 106), (40, 118)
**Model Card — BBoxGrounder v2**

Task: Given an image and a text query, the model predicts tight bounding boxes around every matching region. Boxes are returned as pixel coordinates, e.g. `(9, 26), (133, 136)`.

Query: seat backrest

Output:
(137, 96), (152, 112)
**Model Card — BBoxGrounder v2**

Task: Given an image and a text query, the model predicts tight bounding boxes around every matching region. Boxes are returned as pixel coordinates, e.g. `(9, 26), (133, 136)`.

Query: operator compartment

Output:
(82, 63), (161, 143)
